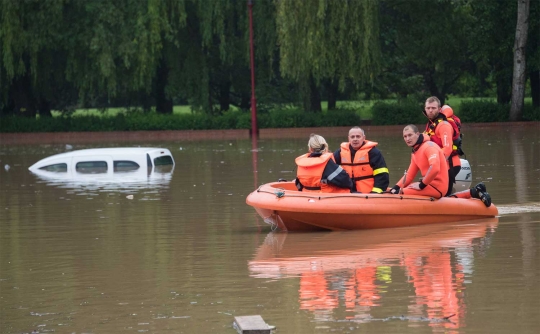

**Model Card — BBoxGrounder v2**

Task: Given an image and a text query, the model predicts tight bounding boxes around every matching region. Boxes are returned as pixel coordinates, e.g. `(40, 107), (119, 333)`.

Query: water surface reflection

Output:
(250, 219), (498, 329)
(0, 124), (539, 333)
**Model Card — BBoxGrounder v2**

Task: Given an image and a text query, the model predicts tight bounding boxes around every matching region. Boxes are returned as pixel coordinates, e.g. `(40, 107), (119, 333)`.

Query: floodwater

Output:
(1, 123), (539, 334)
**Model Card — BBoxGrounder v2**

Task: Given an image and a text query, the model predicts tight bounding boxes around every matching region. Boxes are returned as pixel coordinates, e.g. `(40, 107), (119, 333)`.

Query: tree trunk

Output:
(218, 80), (231, 112)
(496, 71), (512, 104)
(510, 0), (530, 121)
(326, 80), (338, 110)
(530, 69), (539, 107)
(240, 94), (250, 111)
(309, 76), (322, 112)
(11, 74), (37, 117)
(155, 58), (173, 114)
(301, 75), (321, 112)
(423, 71), (445, 105)
(38, 98), (52, 117)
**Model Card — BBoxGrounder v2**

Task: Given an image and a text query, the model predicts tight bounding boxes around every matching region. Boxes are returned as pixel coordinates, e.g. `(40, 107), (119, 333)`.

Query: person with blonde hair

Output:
(295, 134), (353, 193)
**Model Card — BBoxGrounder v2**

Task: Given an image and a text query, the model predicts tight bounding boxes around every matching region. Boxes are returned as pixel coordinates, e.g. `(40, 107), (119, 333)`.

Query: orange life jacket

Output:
(295, 153), (350, 193)
(424, 105), (463, 157)
(339, 141), (377, 193)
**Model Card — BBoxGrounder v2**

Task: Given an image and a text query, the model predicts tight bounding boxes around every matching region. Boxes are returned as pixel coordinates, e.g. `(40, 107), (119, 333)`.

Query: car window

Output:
(76, 161), (108, 174)
(113, 160), (140, 172)
(154, 156), (174, 166)
(39, 163), (68, 173)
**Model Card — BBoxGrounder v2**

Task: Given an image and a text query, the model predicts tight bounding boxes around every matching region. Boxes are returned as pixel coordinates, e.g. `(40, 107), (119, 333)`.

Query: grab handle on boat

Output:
(274, 189), (286, 198)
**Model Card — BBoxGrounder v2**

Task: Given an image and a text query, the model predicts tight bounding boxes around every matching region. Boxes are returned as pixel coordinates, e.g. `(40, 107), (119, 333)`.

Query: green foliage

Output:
(459, 100), (540, 122)
(459, 100), (509, 122)
(371, 99), (424, 125)
(276, 0), (380, 87)
(523, 105), (540, 121)
(0, 108), (363, 133)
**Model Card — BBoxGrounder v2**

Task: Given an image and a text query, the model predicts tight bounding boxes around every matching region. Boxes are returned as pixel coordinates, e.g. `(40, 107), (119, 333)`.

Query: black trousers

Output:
(446, 159), (462, 196)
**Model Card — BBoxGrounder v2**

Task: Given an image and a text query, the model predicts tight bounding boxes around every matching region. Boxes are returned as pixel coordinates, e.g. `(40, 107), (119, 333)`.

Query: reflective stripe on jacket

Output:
(339, 141), (378, 193)
(295, 153), (350, 193)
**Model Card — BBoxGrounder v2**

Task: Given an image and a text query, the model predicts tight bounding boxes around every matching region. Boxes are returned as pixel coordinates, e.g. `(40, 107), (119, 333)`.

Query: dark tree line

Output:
(1, 0), (538, 119)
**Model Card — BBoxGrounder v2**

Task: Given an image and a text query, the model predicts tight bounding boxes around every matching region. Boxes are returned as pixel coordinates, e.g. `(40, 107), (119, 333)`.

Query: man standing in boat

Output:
(333, 127), (389, 193)
(423, 96), (463, 196)
(390, 125), (491, 206)
(295, 134), (353, 193)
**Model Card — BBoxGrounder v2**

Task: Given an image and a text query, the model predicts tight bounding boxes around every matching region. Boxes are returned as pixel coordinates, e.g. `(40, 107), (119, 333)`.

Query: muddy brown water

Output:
(1, 123), (539, 333)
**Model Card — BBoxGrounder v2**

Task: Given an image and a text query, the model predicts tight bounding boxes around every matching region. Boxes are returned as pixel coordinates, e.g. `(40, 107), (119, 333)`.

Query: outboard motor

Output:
(455, 158), (472, 191)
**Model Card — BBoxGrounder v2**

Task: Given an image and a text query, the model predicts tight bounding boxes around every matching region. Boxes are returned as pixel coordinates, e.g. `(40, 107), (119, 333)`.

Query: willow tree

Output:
(62, 0), (187, 113)
(0, 0), (67, 116)
(276, 0), (380, 112)
(0, 0), (187, 116)
(173, 0), (276, 114)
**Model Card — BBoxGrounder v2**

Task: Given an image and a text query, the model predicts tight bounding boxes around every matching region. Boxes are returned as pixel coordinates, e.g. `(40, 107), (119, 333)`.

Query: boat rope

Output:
(256, 189), (436, 202)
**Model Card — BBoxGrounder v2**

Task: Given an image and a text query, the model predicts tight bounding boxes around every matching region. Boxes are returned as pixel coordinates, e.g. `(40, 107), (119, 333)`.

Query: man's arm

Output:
(323, 160), (353, 190)
(435, 122), (454, 159)
(333, 148), (342, 165)
(368, 147), (389, 193)
(396, 157), (418, 188)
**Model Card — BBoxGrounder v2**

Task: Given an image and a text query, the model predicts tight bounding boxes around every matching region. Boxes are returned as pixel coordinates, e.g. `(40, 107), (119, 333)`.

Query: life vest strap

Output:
(341, 162), (370, 166)
(352, 175), (374, 181)
(304, 186), (321, 190)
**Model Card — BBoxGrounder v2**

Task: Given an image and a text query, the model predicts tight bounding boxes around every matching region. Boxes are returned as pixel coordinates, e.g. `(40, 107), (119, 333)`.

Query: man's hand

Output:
(406, 182), (421, 190)
(389, 185), (401, 194)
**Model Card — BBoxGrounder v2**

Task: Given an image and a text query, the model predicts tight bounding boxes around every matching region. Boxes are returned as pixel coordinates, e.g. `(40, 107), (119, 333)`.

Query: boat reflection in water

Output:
(249, 219), (498, 329)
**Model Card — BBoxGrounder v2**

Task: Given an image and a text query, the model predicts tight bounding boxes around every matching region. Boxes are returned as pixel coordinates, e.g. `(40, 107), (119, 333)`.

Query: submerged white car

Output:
(28, 147), (175, 179)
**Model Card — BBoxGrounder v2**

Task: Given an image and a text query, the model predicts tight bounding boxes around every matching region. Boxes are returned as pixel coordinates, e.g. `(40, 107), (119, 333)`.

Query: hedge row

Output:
(459, 100), (540, 122)
(371, 99), (540, 125)
(0, 108), (362, 133)
(0, 102), (538, 133)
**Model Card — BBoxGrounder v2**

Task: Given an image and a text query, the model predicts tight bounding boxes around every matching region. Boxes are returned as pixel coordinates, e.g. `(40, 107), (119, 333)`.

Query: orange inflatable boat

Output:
(246, 181), (498, 231)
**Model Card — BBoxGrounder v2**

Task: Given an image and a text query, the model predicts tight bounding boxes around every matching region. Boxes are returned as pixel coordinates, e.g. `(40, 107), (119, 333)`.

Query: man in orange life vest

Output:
(389, 125), (448, 198)
(390, 125), (492, 206)
(423, 96), (462, 196)
(333, 127), (389, 193)
(295, 134), (353, 193)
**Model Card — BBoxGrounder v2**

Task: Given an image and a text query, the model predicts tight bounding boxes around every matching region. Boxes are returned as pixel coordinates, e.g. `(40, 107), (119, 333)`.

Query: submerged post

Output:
(248, 0), (258, 138)
(234, 315), (272, 334)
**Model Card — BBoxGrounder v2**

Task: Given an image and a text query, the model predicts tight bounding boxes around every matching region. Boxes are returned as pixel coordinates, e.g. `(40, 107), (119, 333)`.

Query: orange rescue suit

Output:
(424, 105), (461, 168)
(339, 141), (377, 193)
(397, 136), (448, 198)
(295, 153), (350, 193)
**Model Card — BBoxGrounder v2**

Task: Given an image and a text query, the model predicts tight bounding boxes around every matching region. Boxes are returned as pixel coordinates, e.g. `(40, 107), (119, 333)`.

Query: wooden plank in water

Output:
(233, 315), (271, 334)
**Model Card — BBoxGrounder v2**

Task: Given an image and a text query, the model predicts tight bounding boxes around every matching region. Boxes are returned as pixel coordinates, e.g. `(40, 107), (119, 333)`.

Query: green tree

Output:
(276, 0), (380, 112)
(379, 0), (473, 105)
(0, 0), (68, 117)
(469, 0), (518, 104)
